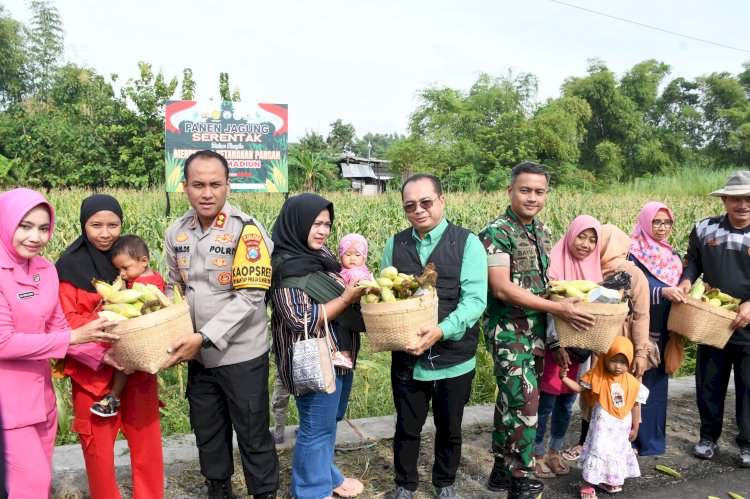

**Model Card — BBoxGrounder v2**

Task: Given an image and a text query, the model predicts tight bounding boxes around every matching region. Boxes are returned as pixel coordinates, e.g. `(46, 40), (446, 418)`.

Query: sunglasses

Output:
(652, 219), (673, 228)
(403, 196), (439, 213)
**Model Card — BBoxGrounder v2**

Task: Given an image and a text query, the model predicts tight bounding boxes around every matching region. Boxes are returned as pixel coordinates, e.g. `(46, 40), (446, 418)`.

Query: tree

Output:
(298, 129), (326, 153)
(289, 146), (337, 192)
(0, 6), (28, 106)
(118, 62), (179, 186)
(180, 68), (195, 100)
(326, 119), (357, 152)
(27, 0), (63, 99)
(619, 59), (671, 113)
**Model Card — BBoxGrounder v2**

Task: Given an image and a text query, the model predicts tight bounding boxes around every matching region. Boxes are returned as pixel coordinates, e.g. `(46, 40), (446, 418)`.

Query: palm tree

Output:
(289, 147), (337, 192)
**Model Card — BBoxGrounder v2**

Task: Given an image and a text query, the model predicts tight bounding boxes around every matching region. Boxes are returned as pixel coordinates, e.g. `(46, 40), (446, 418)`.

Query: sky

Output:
(2, 0), (749, 142)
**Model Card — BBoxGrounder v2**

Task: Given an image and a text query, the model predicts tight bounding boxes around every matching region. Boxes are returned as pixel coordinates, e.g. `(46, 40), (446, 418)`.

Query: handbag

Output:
(645, 336), (662, 371)
(291, 304), (336, 396)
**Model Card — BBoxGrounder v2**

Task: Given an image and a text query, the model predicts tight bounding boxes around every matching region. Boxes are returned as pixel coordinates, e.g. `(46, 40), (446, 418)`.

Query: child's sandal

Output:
(547, 453), (570, 475)
(580, 486), (597, 499)
(599, 484), (622, 494)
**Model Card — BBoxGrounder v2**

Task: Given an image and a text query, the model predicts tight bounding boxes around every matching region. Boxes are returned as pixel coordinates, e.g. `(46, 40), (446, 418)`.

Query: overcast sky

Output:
(2, 0), (749, 141)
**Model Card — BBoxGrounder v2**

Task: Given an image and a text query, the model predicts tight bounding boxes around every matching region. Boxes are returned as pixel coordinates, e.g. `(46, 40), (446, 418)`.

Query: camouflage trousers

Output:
(492, 337), (544, 479)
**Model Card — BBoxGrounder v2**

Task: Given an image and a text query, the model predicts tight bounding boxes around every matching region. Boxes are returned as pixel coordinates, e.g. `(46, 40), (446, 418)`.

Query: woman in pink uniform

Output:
(0, 188), (115, 498)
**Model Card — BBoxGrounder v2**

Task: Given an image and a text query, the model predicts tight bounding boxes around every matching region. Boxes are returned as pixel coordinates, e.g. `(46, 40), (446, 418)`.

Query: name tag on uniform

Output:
(18, 291), (35, 300)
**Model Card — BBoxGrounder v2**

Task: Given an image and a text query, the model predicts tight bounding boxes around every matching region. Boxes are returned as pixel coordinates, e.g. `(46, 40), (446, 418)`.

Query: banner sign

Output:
(164, 101), (288, 192)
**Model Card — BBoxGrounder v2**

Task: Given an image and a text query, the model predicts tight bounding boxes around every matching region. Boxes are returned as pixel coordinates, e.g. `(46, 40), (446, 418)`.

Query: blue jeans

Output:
(337, 371), (354, 422)
(534, 391), (577, 456)
(291, 375), (346, 499)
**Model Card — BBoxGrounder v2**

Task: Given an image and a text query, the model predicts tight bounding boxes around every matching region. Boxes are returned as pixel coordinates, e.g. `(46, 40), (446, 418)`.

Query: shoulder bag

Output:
(292, 304), (336, 395)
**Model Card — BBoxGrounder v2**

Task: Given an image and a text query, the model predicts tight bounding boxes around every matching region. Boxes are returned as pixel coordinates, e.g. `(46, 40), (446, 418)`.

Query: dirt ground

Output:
(55, 391), (748, 498)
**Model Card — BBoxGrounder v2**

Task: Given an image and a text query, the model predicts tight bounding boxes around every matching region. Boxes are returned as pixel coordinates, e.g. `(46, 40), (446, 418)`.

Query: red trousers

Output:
(71, 374), (164, 499)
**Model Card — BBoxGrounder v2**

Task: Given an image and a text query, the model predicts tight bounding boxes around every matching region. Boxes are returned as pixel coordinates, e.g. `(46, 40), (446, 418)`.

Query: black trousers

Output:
(391, 368), (475, 491)
(187, 353), (279, 495)
(696, 343), (750, 448)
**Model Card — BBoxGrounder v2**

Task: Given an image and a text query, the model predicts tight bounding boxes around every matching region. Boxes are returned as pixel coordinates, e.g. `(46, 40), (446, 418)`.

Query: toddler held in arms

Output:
(90, 235), (166, 418)
(559, 336), (649, 499)
(338, 233), (373, 286)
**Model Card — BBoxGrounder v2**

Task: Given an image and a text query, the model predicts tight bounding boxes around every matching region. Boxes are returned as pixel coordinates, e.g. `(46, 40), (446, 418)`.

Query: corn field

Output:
(40, 180), (727, 445)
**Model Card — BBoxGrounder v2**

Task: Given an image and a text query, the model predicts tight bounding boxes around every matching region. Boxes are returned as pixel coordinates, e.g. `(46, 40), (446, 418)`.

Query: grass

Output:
(39, 174), (728, 445)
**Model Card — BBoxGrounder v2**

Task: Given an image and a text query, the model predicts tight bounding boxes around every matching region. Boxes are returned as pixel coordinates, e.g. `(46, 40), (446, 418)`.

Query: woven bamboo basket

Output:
(667, 295), (737, 349)
(361, 291), (439, 352)
(550, 295), (629, 353)
(109, 301), (194, 374)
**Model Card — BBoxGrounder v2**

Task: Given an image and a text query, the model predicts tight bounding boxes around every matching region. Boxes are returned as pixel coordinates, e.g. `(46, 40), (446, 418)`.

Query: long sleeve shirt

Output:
(1, 255), (103, 429)
(680, 215), (750, 345)
(382, 218), (488, 381)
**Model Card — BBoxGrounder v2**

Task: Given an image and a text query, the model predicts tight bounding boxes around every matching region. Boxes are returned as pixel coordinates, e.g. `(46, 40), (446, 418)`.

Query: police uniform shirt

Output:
(165, 201), (273, 368)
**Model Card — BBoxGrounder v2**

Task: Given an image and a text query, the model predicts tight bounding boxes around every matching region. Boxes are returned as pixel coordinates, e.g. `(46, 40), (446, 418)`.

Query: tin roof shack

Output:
(337, 154), (394, 195)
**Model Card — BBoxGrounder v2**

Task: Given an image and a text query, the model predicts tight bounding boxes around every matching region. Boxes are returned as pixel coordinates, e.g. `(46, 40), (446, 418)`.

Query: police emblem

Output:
(215, 233), (234, 244)
(176, 233), (188, 242)
(213, 257), (228, 267)
(242, 232), (263, 262)
(181, 256), (188, 267)
(217, 271), (231, 285)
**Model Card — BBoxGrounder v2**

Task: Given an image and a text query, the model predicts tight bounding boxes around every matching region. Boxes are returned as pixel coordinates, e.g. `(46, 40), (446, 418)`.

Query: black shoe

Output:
(206, 479), (237, 499)
(507, 477), (544, 499)
(486, 467), (510, 491)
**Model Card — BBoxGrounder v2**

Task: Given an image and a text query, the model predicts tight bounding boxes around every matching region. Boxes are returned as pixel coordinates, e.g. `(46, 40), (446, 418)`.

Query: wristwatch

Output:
(198, 332), (215, 349)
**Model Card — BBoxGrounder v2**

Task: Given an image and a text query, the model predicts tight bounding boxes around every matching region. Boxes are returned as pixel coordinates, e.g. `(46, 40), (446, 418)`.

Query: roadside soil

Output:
(53, 391), (748, 498)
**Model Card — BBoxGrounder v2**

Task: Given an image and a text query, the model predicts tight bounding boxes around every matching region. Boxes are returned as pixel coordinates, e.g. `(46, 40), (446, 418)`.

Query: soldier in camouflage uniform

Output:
(479, 162), (595, 499)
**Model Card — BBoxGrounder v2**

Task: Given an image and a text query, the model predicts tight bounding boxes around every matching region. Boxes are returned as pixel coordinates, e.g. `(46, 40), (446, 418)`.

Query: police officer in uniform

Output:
(479, 162), (594, 499)
(163, 150), (278, 499)
(382, 174), (487, 499)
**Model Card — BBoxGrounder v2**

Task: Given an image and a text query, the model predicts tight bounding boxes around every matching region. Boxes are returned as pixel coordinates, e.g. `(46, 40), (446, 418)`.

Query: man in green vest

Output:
(382, 174), (487, 499)
(479, 162), (595, 499)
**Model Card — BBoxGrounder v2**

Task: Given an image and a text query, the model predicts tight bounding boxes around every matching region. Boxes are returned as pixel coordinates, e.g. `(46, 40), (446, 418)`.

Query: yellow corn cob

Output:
(98, 310), (128, 322)
(91, 279), (114, 301)
(102, 302), (142, 318)
(107, 289), (143, 304)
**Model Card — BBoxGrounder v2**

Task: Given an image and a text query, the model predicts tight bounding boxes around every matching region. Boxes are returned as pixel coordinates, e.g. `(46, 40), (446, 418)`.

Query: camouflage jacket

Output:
(479, 206), (552, 344)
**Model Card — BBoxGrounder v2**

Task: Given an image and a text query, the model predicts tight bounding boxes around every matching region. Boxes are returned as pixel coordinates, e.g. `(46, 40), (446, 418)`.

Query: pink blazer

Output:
(0, 254), (104, 430)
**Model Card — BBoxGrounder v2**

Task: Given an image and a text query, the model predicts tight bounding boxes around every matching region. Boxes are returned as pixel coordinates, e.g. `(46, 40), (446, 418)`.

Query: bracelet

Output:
(338, 295), (349, 306)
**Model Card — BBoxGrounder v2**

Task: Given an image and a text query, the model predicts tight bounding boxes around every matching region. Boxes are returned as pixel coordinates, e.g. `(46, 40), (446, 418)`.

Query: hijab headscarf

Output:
(549, 215), (603, 282)
(271, 193), (340, 286)
(580, 335), (641, 419)
(338, 233), (372, 286)
(600, 224), (634, 275)
(0, 188), (55, 265)
(629, 201), (682, 287)
(55, 194), (123, 292)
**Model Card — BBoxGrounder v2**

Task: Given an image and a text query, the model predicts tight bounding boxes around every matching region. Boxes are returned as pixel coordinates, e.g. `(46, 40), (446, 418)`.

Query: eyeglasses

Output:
(403, 196), (439, 213)
(652, 219), (673, 228)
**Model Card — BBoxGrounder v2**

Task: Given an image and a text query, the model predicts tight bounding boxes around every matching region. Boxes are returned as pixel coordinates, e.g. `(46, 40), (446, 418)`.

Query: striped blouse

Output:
(270, 271), (361, 394)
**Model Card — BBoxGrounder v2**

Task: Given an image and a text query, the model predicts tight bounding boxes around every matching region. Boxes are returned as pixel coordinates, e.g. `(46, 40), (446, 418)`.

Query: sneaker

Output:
(508, 477), (544, 499)
(206, 479), (237, 499)
(390, 486), (414, 499)
(90, 393), (120, 417)
(433, 485), (460, 498)
(739, 447), (750, 468)
(693, 438), (718, 460)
